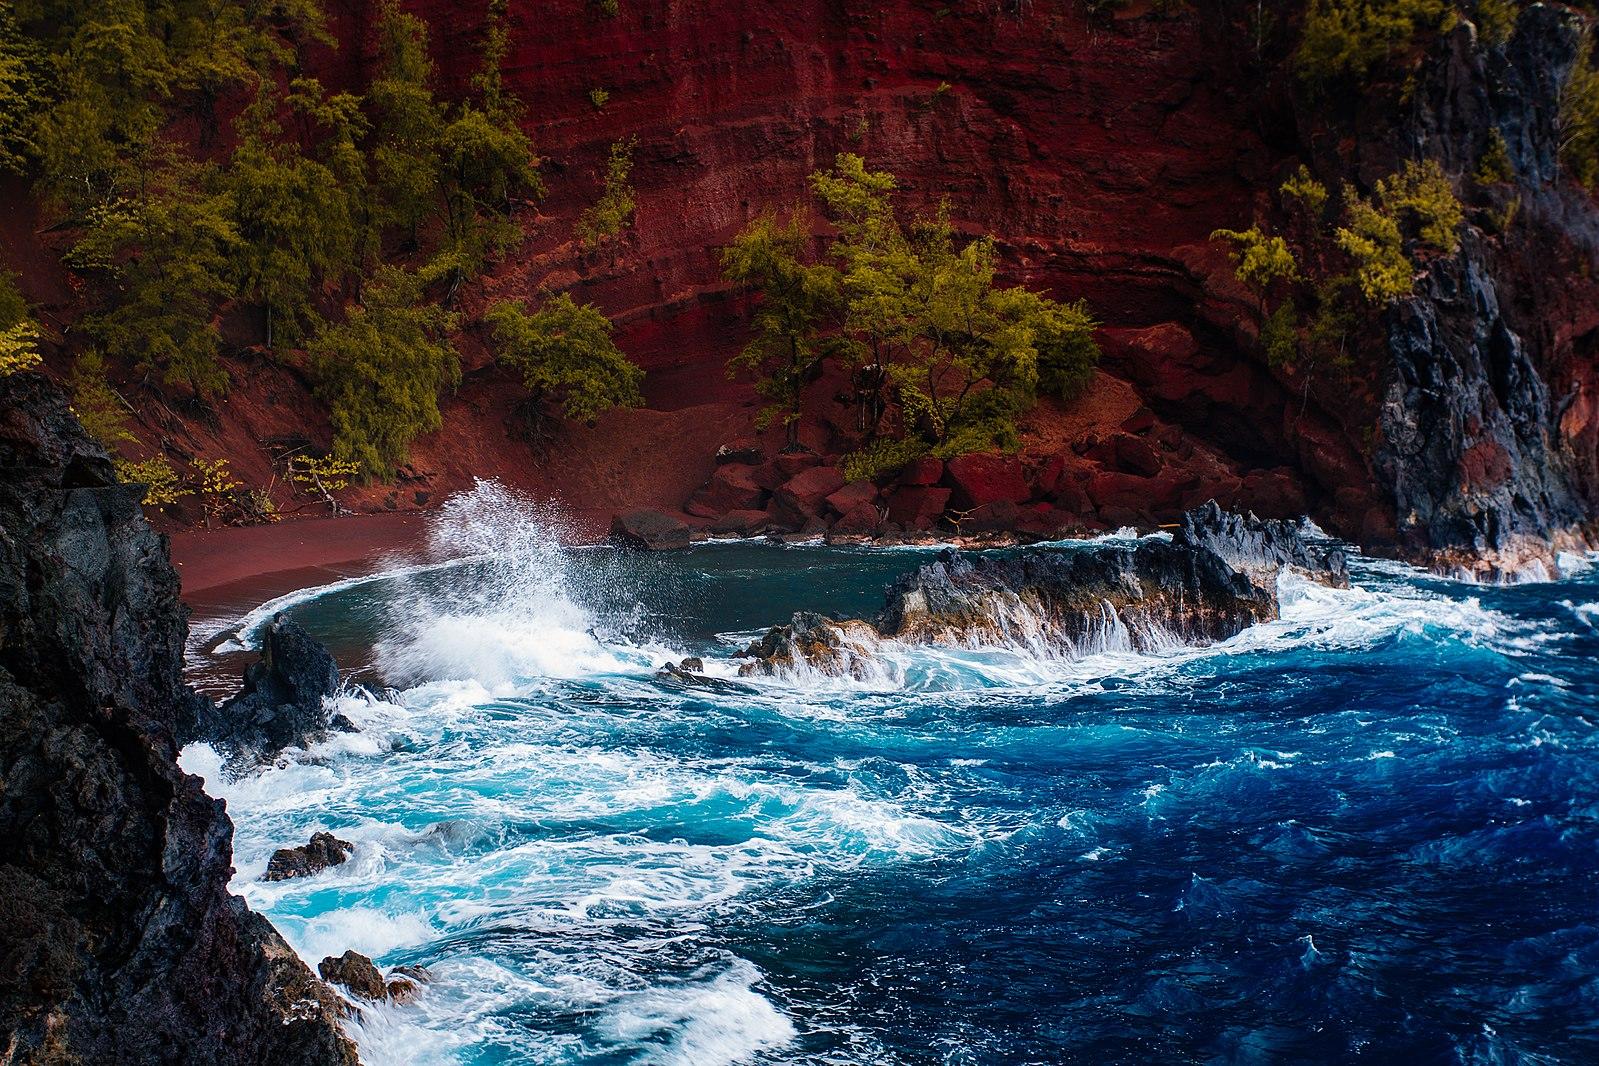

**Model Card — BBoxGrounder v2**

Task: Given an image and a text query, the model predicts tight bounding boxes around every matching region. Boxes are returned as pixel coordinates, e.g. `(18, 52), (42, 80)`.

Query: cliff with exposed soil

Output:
(0, 372), (356, 1065)
(9, 0), (1598, 572)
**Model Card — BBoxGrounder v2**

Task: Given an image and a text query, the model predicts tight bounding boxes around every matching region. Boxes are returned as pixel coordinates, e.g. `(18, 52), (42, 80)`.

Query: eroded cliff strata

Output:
(0, 373), (356, 1065)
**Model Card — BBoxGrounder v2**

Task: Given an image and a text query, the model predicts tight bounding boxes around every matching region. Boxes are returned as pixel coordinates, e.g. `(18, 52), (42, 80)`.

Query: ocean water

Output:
(183, 484), (1599, 1065)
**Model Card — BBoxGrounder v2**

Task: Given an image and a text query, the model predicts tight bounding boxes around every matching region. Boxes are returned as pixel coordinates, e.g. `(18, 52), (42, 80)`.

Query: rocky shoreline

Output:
(0, 373), (357, 1065)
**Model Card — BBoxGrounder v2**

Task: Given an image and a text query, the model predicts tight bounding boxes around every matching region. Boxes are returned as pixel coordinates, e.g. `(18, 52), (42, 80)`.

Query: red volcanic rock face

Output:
(944, 454), (1032, 510)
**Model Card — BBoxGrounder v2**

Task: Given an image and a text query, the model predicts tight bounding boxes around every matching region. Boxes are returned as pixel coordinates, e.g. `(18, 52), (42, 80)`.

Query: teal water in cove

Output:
(184, 483), (1599, 1065)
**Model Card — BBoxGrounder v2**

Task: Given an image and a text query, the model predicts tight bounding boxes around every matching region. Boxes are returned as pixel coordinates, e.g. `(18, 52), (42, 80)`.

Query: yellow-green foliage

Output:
(1562, 35), (1599, 189)
(311, 267), (461, 479)
(841, 436), (929, 483)
(1211, 226), (1299, 294)
(0, 321), (40, 376)
(70, 351), (134, 446)
(115, 456), (186, 507)
(1296, 0), (1455, 84)
(1476, 127), (1515, 185)
(1474, 0), (1518, 47)
(1336, 193), (1415, 302)
(576, 139), (637, 246)
(486, 293), (644, 422)
(1376, 158), (1463, 250)
(589, 87), (610, 110)
(0, 8), (43, 175)
(1261, 302), (1301, 368)
(1281, 165), (1330, 216)
(191, 457), (242, 527)
(288, 453), (359, 512)
(0, 268), (39, 376)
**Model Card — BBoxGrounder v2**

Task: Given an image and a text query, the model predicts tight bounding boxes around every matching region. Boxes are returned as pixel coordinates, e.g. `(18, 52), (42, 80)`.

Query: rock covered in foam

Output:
(736, 505), (1346, 675)
(737, 611), (885, 680)
(264, 831), (355, 882)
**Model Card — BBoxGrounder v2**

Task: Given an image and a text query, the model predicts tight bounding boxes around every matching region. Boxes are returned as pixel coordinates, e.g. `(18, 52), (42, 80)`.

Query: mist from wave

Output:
(184, 483), (1599, 1064)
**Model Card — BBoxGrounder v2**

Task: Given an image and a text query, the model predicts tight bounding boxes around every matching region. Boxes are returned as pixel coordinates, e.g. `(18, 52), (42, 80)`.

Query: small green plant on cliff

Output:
(69, 351), (134, 447)
(311, 267), (460, 480)
(1295, 0), (1455, 86)
(0, 269), (39, 376)
(589, 87), (610, 110)
(115, 456), (186, 507)
(1211, 226), (1300, 309)
(590, 0), (621, 16)
(1335, 192), (1415, 301)
(1376, 158), (1463, 251)
(1560, 34), (1599, 189)
(1475, 127), (1515, 185)
(576, 139), (637, 246)
(841, 436), (930, 483)
(1281, 166), (1330, 217)
(486, 292), (645, 428)
(1474, 0), (1518, 48)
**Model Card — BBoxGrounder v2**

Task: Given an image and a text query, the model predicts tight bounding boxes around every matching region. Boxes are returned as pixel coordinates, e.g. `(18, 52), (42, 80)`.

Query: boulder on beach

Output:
(610, 509), (692, 550)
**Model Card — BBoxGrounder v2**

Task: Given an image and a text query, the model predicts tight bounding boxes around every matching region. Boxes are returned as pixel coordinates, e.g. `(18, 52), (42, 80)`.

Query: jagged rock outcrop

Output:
(0, 373), (356, 1065)
(201, 612), (348, 768)
(739, 505), (1343, 676)
(1176, 500), (1349, 589)
(1294, 5), (1599, 578)
(737, 612), (886, 680)
(264, 832), (355, 883)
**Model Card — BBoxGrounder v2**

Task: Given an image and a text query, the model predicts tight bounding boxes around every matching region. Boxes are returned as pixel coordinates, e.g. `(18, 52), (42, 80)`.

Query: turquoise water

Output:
(185, 484), (1599, 1064)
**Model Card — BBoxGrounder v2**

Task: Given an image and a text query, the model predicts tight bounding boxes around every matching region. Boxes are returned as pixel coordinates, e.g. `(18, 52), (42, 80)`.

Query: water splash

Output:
(373, 481), (661, 687)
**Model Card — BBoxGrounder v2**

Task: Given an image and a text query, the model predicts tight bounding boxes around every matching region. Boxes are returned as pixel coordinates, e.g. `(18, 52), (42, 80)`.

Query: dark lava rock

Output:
(264, 832), (355, 882)
(737, 612), (884, 680)
(0, 372), (356, 1064)
(203, 612), (345, 768)
(610, 509), (692, 550)
(318, 951), (385, 1001)
(1176, 500), (1349, 588)
(715, 438), (763, 465)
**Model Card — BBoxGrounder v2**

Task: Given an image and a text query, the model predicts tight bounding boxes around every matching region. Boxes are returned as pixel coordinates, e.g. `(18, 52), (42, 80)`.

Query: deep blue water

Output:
(186, 486), (1599, 1065)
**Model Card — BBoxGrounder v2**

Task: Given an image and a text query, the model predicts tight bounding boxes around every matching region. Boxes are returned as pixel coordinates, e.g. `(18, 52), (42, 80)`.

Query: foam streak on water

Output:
(184, 484), (1599, 1064)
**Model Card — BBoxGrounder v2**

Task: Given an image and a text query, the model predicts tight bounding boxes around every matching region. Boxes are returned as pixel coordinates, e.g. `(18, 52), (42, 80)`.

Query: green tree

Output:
(310, 266), (460, 479)
(1296, 0), (1454, 85)
(485, 292), (643, 429)
(0, 8), (45, 174)
(722, 210), (840, 446)
(575, 138), (636, 247)
(69, 350), (135, 446)
(1211, 225), (1300, 310)
(67, 153), (240, 397)
(229, 83), (361, 348)
(368, 0), (444, 246)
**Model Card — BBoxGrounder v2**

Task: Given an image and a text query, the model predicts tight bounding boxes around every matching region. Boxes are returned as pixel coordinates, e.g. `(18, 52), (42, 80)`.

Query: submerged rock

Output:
(0, 372), (355, 1064)
(202, 612), (347, 768)
(264, 832), (355, 882)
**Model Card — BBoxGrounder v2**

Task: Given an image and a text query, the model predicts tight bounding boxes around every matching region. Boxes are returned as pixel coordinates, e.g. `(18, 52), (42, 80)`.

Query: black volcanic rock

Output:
(203, 612), (347, 767)
(1177, 500), (1349, 588)
(265, 832), (355, 882)
(738, 505), (1345, 676)
(318, 951), (385, 1001)
(610, 509), (692, 550)
(0, 373), (355, 1065)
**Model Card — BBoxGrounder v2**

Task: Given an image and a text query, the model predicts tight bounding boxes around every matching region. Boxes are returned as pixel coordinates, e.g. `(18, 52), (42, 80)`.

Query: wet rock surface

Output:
(0, 373), (355, 1065)
(738, 505), (1344, 677)
(202, 613), (347, 768)
(610, 509), (692, 550)
(264, 832), (355, 882)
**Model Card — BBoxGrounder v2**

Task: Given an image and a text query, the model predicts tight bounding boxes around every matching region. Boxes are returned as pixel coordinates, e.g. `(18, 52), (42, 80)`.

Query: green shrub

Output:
(1475, 127), (1515, 185)
(841, 436), (929, 483)
(575, 139), (637, 246)
(1336, 193), (1415, 302)
(70, 351), (134, 446)
(1376, 158), (1463, 251)
(1296, 0), (1455, 85)
(486, 293), (644, 423)
(1561, 35), (1599, 189)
